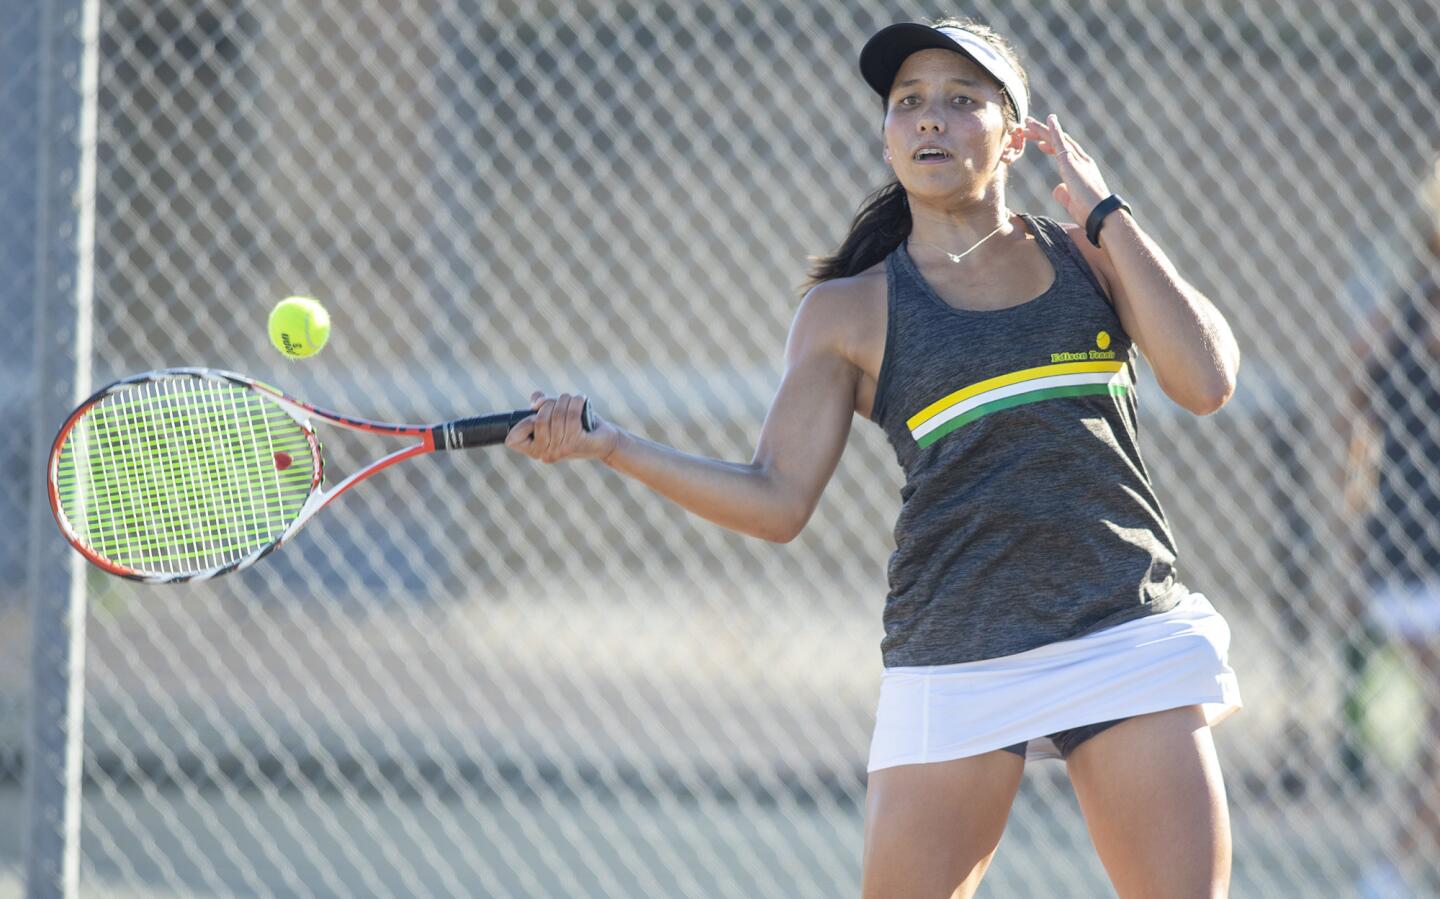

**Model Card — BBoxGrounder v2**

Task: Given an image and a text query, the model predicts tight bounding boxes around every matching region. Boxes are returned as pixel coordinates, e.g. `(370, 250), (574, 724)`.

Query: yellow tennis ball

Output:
(268, 296), (330, 359)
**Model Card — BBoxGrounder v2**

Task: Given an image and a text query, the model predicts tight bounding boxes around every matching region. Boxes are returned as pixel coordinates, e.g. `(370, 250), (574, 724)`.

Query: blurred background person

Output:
(1348, 153), (1440, 898)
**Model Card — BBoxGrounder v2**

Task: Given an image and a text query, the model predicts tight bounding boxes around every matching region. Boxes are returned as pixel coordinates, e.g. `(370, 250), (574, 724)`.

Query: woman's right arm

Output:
(505, 281), (869, 543)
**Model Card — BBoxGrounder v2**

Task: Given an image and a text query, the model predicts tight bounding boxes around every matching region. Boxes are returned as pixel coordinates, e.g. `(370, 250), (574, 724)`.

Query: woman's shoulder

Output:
(794, 264), (889, 366)
(1024, 211), (1086, 252)
(1026, 212), (1117, 300)
(800, 263), (887, 317)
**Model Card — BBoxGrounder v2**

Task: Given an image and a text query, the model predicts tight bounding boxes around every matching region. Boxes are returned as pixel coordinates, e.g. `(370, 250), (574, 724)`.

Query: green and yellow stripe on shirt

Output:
(908, 360), (1129, 448)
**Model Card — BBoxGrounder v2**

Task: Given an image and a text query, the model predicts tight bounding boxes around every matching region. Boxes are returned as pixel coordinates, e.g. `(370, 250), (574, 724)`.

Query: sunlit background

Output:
(5, 0), (1440, 895)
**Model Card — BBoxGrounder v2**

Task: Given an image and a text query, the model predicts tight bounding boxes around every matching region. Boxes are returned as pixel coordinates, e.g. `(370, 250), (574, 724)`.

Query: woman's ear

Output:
(1001, 123), (1026, 164)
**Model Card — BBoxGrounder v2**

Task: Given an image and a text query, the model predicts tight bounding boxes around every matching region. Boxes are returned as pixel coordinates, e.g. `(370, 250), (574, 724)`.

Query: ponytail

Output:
(801, 180), (911, 293)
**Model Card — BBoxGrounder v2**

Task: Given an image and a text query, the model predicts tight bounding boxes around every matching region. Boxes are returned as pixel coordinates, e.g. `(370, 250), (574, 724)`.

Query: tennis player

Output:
(508, 17), (1243, 898)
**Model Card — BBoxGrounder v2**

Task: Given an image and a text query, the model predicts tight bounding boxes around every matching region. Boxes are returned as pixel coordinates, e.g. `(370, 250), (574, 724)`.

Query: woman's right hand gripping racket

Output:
(47, 367), (598, 583)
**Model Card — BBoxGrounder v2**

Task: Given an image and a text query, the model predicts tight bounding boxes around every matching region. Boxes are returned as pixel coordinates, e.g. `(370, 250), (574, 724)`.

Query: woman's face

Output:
(882, 48), (1022, 202)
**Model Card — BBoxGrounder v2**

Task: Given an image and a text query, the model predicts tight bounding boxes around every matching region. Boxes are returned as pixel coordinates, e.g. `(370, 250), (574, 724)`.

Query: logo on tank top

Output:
(1050, 331), (1116, 364)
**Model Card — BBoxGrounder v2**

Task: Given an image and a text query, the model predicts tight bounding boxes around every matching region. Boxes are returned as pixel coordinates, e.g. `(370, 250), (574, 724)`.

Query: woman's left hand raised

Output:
(1023, 114), (1113, 226)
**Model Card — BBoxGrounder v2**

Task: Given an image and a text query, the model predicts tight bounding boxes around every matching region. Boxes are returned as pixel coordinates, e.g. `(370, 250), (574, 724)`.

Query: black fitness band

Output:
(1085, 194), (1132, 247)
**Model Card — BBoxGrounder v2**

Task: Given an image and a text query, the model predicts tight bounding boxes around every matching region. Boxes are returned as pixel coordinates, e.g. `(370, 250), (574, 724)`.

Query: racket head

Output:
(47, 368), (324, 583)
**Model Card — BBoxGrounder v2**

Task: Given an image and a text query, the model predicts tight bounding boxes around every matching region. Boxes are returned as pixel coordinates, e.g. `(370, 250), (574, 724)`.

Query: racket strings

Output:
(53, 376), (316, 574)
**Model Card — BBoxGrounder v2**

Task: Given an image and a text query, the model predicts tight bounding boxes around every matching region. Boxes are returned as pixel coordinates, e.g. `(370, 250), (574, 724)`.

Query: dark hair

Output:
(802, 16), (1028, 292)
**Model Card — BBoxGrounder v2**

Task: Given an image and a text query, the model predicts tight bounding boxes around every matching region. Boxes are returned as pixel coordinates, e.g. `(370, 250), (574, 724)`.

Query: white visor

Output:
(859, 23), (1029, 125)
(935, 27), (1029, 124)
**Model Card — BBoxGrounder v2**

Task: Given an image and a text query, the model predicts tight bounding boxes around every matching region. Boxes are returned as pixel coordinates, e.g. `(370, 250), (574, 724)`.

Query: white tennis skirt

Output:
(868, 591), (1243, 770)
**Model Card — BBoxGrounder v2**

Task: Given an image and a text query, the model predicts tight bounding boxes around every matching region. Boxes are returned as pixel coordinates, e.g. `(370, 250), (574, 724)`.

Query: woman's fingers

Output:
(506, 391), (605, 463)
(550, 393), (579, 462)
(1024, 115), (1072, 157)
(1023, 115), (1055, 152)
(1043, 114), (1093, 163)
(504, 392), (548, 457)
(1024, 112), (1110, 223)
(504, 415), (536, 452)
(1059, 130), (1091, 163)
(1047, 114), (1067, 149)
(536, 393), (558, 459)
(1048, 115), (1084, 164)
(1026, 115), (1078, 154)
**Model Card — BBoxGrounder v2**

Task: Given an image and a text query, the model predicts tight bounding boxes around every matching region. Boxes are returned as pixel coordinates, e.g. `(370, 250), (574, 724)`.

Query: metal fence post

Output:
(22, 0), (98, 896)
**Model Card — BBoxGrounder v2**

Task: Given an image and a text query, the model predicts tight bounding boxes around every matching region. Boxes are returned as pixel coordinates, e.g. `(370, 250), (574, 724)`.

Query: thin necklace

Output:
(908, 221), (1007, 264)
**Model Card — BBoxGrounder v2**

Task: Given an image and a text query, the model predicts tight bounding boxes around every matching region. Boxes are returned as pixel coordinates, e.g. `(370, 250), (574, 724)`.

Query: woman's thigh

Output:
(861, 749), (1026, 899)
(1064, 705), (1231, 899)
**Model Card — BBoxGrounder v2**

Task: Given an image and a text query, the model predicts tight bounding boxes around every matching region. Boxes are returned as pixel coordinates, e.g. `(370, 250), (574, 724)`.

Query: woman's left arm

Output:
(1025, 114), (1241, 415)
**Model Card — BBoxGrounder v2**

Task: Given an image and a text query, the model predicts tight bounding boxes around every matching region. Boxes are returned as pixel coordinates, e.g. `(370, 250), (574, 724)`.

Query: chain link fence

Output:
(7, 0), (1440, 895)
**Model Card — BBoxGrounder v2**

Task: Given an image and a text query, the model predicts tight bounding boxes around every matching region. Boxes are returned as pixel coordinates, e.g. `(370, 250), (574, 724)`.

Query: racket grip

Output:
(435, 399), (595, 450)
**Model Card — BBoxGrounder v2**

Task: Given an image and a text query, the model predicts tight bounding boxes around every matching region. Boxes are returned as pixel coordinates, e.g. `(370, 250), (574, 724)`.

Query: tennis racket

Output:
(47, 367), (593, 583)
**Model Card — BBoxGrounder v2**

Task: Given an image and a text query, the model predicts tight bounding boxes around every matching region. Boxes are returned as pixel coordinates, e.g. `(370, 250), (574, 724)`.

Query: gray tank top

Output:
(870, 213), (1187, 667)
